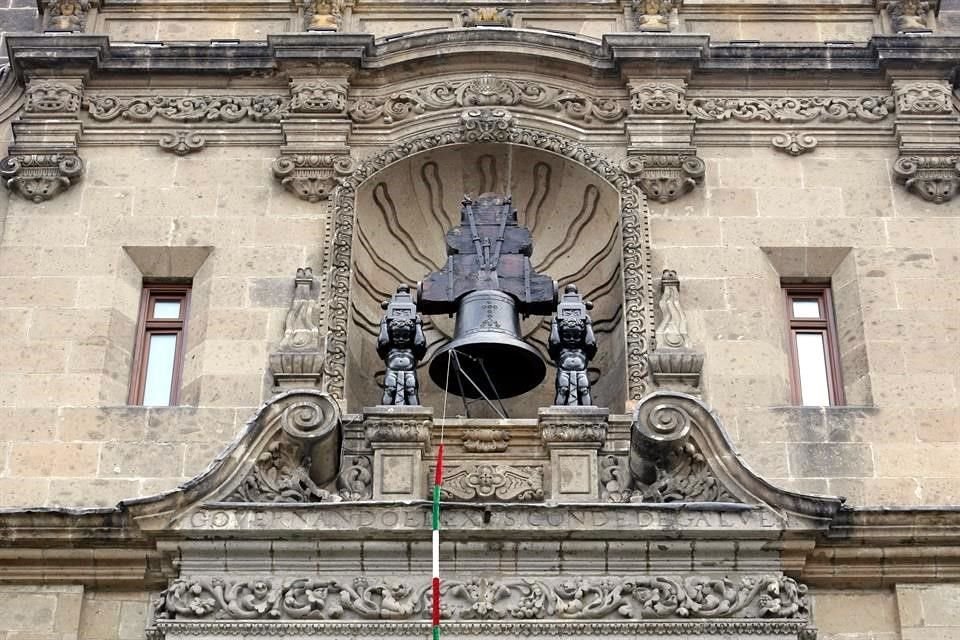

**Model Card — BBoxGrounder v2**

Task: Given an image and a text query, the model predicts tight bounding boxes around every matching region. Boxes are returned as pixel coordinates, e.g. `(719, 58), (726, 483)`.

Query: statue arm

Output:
(376, 316), (389, 357)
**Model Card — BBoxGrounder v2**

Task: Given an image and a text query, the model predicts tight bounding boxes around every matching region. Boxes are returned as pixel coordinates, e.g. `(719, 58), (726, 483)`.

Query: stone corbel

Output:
(891, 79), (960, 203)
(270, 267), (325, 390)
(273, 73), (354, 202)
(647, 269), (704, 393)
(878, 0), (939, 34)
(2, 76), (85, 203)
(623, 78), (705, 203)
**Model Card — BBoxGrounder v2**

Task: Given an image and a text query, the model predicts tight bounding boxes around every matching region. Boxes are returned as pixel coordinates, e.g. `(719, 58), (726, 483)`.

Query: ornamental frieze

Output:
(348, 75), (626, 125)
(686, 95), (895, 123)
(153, 574), (810, 622)
(85, 95), (291, 123)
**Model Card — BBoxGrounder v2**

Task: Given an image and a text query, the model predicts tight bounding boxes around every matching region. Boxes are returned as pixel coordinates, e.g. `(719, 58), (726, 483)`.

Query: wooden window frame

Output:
(784, 284), (845, 406)
(128, 283), (191, 406)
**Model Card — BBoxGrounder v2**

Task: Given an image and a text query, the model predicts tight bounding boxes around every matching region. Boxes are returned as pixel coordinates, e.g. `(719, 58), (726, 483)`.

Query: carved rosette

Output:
(152, 574), (809, 622)
(894, 82), (954, 115)
(0, 153), (84, 202)
(437, 464), (545, 501)
(622, 154), (705, 203)
(24, 81), (82, 114)
(630, 82), (686, 114)
(461, 6), (513, 27)
(290, 80), (348, 114)
(158, 130), (205, 156)
(771, 132), (818, 157)
(272, 154), (355, 202)
(893, 155), (960, 204)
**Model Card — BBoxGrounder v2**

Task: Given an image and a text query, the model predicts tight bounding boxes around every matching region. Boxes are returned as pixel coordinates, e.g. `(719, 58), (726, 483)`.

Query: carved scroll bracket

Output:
(621, 153), (705, 204)
(2, 76), (85, 202)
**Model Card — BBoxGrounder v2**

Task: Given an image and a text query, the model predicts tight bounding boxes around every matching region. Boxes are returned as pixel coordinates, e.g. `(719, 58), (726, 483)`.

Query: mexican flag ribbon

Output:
(432, 443), (444, 640)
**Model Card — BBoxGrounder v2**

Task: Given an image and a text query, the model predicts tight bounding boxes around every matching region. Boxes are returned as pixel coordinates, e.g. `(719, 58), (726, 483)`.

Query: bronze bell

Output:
(429, 290), (546, 399)
(419, 193), (557, 400)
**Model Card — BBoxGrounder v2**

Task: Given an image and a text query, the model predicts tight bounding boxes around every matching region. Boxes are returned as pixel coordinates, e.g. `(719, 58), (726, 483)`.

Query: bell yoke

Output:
(377, 192), (597, 405)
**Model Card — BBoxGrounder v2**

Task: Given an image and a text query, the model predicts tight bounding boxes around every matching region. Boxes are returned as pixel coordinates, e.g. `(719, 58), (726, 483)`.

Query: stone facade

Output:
(1, 2), (960, 640)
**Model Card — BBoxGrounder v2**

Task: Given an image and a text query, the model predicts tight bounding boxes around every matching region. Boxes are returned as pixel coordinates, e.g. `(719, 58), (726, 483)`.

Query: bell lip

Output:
(427, 338), (547, 400)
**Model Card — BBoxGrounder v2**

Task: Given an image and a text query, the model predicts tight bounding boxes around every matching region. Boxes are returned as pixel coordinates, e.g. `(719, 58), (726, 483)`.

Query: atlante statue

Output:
(548, 284), (597, 406)
(377, 285), (426, 406)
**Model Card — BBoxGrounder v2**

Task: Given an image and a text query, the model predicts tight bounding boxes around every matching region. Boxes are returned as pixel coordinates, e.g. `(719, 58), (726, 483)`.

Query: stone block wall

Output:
(0, 585), (83, 640)
(649, 146), (960, 506)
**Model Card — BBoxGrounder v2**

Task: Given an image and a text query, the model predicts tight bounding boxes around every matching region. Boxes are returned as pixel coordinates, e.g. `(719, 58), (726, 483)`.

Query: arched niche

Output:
(322, 114), (653, 416)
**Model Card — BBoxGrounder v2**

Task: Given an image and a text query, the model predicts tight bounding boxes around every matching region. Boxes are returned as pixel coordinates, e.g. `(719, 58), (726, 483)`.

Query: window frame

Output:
(783, 284), (845, 406)
(128, 283), (191, 406)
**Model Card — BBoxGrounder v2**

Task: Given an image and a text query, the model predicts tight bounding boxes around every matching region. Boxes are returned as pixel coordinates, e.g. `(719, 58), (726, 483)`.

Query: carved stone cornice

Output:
(893, 154), (960, 203)
(151, 574), (811, 624)
(349, 75), (625, 125)
(621, 154), (705, 204)
(364, 406), (433, 448)
(538, 406), (609, 448)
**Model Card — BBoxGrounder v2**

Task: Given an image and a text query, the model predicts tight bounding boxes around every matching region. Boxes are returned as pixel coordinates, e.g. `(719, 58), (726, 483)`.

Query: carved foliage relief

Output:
(154, 574), (810, 622)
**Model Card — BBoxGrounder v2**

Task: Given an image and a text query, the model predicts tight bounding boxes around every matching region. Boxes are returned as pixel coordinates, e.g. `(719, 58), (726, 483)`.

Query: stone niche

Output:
(347, 143), (625, 416)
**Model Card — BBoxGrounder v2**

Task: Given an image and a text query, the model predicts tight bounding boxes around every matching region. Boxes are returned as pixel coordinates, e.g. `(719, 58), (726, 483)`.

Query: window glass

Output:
(153, 300), (182, 319)
(791, 299), (821, 319)
(795, 332), (830, 406)
(142, 334), (178, 406)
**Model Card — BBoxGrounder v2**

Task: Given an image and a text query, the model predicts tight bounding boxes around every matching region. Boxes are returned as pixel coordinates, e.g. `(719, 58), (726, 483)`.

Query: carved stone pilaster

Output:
(273, 73), (354, 202)
(42, 0), (97, 32)
(363, 405), (433, 500)
(891, 79), (960, 204)
(632, 0), (682, 31)
(648, 270), (704, 393)
(879, 0), (939, 33)
(539, 406), (608, 502)
(270, 267), (324, 389)
(624, 78), (703, 203)
(2, 76), (85, 203)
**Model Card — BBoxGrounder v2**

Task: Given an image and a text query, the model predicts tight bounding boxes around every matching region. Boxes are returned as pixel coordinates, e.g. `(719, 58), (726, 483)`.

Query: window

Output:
(784, 284), (844, 406)
(129, 284), (191, 406)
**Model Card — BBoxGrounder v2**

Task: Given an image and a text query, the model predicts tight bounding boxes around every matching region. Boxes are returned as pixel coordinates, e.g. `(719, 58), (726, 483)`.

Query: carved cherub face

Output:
(559, 318), (585, 345)
(389, 318), (414, 344)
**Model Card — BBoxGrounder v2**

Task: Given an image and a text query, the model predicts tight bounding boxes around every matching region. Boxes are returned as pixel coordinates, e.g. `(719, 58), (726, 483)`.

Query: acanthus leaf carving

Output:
(686, 95), (895, 122)
(349, 75), (625, 125)
(771, 131), (818, 157)
(603, 442), (738, 504)
(158, 130), (206, 156)
(337, 455), (373, 500)
(437, 464), (544, 502)
(893, 154), (960, 203)
(0, 153), (84, 202)
(86, 95), (291, 123)
(224, 439), (341, 503)
(153, 574), (809, 622)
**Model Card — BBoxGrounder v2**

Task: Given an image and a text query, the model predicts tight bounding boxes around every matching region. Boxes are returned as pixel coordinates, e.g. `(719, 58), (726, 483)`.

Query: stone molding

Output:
(539, 406), (609, 447)
(323, 109), (654, 405)
(151, 574), (811, 623)
(348, 74), (626, 125)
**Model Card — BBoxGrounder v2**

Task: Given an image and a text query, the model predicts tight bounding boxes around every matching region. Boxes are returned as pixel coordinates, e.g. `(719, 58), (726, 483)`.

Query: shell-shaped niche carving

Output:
(349, 144), (625, 416)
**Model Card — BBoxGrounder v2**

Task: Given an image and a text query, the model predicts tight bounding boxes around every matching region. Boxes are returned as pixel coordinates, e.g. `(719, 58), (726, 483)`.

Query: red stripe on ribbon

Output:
(432, 576), (441, 626)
